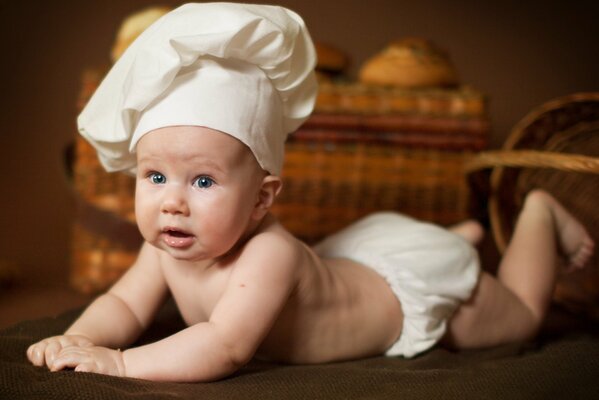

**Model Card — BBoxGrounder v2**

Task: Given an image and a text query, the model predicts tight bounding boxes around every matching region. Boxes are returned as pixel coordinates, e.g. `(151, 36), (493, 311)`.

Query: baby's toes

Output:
(577, 238), (595, 265)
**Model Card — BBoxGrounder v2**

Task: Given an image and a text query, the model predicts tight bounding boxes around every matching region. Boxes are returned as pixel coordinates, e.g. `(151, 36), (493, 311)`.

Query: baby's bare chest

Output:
(162, 263), (231, 325)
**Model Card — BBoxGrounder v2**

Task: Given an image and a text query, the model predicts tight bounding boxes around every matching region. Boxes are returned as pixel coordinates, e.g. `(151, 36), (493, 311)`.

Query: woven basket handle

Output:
(464, 150), (599, 174)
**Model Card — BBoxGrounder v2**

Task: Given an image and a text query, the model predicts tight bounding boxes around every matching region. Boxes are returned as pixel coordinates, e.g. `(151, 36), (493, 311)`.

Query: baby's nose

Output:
(161, 186), (190, 215)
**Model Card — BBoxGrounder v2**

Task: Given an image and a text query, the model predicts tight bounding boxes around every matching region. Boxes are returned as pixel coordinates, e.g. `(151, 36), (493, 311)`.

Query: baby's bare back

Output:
(256, 242), (403, 363)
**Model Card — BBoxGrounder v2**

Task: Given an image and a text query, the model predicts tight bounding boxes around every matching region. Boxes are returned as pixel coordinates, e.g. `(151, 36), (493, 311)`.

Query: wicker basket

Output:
(274, 112), (488, 243)
(70, 68), (489, 293)
(466, 92), (599, 319)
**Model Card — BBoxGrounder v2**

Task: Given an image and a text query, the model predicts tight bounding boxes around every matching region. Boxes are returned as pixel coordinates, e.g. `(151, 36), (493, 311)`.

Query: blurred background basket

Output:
(466, 92), (599, 319)
(274, 89), (488, 242)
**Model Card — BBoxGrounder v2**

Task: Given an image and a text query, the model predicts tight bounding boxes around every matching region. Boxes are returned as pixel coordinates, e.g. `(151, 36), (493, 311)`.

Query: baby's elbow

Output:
(221, 342), (255, 371)
(185, 346), (252, 383)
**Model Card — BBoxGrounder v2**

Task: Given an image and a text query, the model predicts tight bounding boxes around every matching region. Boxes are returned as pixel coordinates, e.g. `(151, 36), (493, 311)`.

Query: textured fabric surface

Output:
(1, 303), (598, 400)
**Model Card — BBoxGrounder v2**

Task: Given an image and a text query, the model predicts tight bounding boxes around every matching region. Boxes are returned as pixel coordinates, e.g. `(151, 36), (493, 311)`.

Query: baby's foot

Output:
(528, 190), (595, 272)
(449, 219), (485, 245)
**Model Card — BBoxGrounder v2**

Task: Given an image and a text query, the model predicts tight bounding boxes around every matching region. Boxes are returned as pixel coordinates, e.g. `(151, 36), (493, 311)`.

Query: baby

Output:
(27, 3), (594, 382)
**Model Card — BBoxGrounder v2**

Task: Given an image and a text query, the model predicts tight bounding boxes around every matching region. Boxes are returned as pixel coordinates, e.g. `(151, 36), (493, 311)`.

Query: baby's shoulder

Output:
(246, 221), (302, 255)
(238, 218), (306, 272)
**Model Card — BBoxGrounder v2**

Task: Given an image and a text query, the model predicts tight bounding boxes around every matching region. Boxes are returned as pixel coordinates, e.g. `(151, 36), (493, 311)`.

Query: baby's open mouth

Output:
(162, 228), (195, 248)
(164, 229), (192, 238)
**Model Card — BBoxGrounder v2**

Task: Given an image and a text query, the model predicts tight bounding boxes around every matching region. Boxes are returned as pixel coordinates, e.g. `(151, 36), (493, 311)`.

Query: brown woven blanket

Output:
(1, 303), (598, 399)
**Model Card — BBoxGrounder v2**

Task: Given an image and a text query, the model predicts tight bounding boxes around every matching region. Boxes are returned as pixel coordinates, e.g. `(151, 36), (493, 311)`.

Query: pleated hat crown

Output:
(77, 2), (318, 175)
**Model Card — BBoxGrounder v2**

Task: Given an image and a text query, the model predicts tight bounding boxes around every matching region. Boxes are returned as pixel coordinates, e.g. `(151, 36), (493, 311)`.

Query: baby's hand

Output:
(50, 346), (126, 377)
(27, 335), (94, 369)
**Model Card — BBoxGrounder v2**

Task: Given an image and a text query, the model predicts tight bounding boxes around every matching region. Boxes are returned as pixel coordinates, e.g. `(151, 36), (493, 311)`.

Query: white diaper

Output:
(313, 212), (480, 358)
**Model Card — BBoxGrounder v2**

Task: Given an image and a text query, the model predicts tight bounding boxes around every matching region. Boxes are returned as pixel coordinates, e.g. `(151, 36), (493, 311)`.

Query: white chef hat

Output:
(77, 2), (318, 175)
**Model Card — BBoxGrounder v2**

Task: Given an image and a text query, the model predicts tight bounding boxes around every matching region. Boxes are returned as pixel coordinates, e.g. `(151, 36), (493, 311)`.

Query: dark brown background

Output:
(1, 0), (598, 282)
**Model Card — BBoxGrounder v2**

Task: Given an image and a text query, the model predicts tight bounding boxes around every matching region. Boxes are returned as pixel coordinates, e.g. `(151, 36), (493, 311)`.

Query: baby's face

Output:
(134, 126), (266, 261)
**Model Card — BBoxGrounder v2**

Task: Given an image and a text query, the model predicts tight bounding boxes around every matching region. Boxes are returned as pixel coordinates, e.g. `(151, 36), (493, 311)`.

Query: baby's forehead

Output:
(136, 125), (262, 170)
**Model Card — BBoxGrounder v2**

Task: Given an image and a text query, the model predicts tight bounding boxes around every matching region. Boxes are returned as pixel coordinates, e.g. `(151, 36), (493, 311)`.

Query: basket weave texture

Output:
(71, 68), (489, 293)
(467, 92), (599, 319)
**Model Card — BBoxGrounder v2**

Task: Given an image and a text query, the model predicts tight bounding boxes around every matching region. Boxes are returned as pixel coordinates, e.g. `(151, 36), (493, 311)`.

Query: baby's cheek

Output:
(138, 220), (156, 242)
(134, 206), (156, 241)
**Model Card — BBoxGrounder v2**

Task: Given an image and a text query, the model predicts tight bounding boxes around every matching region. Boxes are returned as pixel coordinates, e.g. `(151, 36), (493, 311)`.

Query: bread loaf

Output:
(359, 38), (459, 88)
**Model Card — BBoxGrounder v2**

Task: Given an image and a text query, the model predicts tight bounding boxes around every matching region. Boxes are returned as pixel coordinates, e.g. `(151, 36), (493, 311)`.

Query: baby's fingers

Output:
(27, 342), (47, 367)
(74, 363), (95, 373)
(50, 347), (90, 372)
(27, 335), (94, 369)
(27, 340), (59, 368)
(43, 341), (63, 368)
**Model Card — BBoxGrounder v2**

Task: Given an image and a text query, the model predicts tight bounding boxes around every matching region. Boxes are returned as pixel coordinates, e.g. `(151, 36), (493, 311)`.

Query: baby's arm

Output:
(27, 242), (168, 370)
(72, 233), (299, 382)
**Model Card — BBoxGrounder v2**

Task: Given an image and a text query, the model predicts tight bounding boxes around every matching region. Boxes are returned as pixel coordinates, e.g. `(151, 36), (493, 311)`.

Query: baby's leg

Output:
(443, 190), (594, 349)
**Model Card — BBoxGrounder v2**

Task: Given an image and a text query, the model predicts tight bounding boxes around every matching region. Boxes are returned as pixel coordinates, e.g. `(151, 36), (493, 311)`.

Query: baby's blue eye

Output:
(194, 176), (214, 189)
(149, 173), (166, 184)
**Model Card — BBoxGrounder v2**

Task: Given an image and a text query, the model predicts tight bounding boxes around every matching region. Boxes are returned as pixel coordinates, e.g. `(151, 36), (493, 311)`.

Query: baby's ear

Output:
(253, 175), (282, 220)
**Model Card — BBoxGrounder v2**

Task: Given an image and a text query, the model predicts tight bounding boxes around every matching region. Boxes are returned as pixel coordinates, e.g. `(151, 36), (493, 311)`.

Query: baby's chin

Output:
(150, 241), (216, 264)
